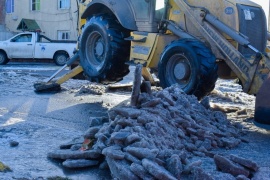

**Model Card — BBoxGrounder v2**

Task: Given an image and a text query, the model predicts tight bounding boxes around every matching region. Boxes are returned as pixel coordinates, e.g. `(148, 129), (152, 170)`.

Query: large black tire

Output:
(54, 52), (69, 66)
(158, 39), (218, 100)
(0, 51), (9, 65)
(79, 15), (130, 82)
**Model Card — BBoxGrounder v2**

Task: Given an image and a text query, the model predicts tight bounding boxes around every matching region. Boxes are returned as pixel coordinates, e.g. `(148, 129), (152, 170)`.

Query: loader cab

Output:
(132, 0), (165, 32)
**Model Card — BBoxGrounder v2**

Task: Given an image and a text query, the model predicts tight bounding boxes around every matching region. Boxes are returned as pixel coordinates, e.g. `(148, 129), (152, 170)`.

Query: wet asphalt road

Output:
(0, 62), (131, 179)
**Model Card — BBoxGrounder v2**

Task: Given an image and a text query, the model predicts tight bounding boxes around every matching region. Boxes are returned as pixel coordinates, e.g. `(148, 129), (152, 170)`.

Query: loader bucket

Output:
(254, 74), (270, 125)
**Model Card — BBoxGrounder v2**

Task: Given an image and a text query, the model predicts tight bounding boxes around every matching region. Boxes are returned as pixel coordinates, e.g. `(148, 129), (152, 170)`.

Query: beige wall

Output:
(5, 0), (78, 40)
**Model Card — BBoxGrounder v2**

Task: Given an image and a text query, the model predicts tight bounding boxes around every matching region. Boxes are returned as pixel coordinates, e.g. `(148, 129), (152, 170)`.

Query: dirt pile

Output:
(48, 84), (261, 179)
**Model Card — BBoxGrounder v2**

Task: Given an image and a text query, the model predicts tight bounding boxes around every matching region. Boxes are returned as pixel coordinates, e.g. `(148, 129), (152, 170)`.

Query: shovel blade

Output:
(255, 74), (270, 124)
(34, 82), (61, 92)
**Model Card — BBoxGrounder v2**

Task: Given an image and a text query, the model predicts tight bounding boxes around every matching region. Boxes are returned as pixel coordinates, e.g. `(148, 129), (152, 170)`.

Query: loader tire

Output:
(158, 39), (218, 100)
(79, 15), (130, 82)
(0, 51), (9, 65)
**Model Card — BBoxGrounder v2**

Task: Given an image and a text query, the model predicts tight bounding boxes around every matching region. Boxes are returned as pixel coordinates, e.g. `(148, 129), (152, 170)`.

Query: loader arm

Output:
(172, 0), (264, 94)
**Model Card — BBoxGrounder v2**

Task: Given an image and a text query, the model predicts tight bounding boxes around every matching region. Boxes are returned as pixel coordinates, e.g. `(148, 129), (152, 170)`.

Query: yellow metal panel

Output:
(129, 32), (177, 69)
(130, 32), (158, 62)
(148, 34), (178, 68)
(168, 0), (186, 31)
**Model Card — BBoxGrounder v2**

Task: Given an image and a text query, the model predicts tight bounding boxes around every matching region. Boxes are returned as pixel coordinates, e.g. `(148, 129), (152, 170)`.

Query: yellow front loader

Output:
(35, 0), (270, 125)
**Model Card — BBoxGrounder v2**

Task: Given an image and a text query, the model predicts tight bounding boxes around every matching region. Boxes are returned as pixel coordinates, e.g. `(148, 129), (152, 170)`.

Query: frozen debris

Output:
(214, 154), (250, 177)
(48, 149), (101, 160)
(107, 157), (139, 180)
(62, 159), (99, 168)
(130, 163), (155, 180)
(142, 158), (177, 180)
(77, 84), (106, 95)
(84, 126), (101, 139)
(9, 140), (19, 147)
(229, 155), (259, 172)
(48, 84), (260, 179)
(59, 137), (84, 149)
(200, 96), (211, 109)
(193, 168), (214, 180)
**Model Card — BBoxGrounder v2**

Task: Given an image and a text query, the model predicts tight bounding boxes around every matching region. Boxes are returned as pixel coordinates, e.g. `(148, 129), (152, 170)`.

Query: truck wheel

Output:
(158, 39), (218, 100)
(54, 52), (68, 66)
(79, 15), (130, 82)
(0, 51), (9, 65)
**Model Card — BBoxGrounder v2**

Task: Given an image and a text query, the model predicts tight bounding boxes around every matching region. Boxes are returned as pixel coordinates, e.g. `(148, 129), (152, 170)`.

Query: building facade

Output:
(0, 0), (15, 40)
(0, 0), (5, 24)
(5, 0), (78, 40)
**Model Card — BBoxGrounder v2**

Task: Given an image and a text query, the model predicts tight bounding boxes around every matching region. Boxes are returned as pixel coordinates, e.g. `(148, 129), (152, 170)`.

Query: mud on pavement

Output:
(0, 69), (270, 179)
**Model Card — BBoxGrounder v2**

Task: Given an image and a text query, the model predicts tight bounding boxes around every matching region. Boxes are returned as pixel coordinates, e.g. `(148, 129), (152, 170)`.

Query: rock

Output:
(156, 91), (175, 106)
(185, 143), (197, 152)
(47, 149), (101, 160)
(59, 137), (84, 149)
(130, 163), (155, 180)
(70, 144), (82, 151)
(111, 132), (131, 141)
(140, 81), (152, 95)
(102, 148), (125, 160)
(193, 168), (214, 180)
(131, 64), (142, 106)
(116, 119), (134, 127)
(106, 157), (139, 180)
(192, 151), (205, 157)
(214, 155), (249, 177)
(113, 108), (141, 119)
(125, 133), (141, 145)
(220, 137), (241, 149)
(236, 174), (250, 180)
(124, 152), (141, 164)
(99, 160), (109, 170)
(200, 97), (210, 109)
(229, 154), (259, 172)
(89, 117), (103, 127)
(9, 140), (19, 147)
(125, 147), (158, 160)
(142, 158), (177, 180)
(141, 98), (161, 108)
(166, 154), (183, 179)
(62, 159), (99, 168)
(84, 126), (101, 139)
(182, 160), (202, 174)
(200, 139), (213, 151)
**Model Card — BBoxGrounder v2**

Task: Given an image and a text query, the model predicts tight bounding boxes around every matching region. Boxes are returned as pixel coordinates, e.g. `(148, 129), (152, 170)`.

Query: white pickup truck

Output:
(0, 32), (76, 66)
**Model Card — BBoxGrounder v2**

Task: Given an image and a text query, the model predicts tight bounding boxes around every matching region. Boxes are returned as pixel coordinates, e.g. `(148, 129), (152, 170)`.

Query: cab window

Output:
(155, 0), (165, 20)
(11, 34), (32, 42)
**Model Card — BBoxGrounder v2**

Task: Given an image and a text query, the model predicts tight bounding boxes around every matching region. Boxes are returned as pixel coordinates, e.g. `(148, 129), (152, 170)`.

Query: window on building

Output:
(58, 31), (71, 40)
(58, 0), (70, 9)
(6, 0), (14, 14)
(31, 0), (40, 11)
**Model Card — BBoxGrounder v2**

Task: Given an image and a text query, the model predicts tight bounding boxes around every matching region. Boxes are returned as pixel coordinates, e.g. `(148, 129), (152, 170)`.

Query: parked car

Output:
(0, 32), (76, 66)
